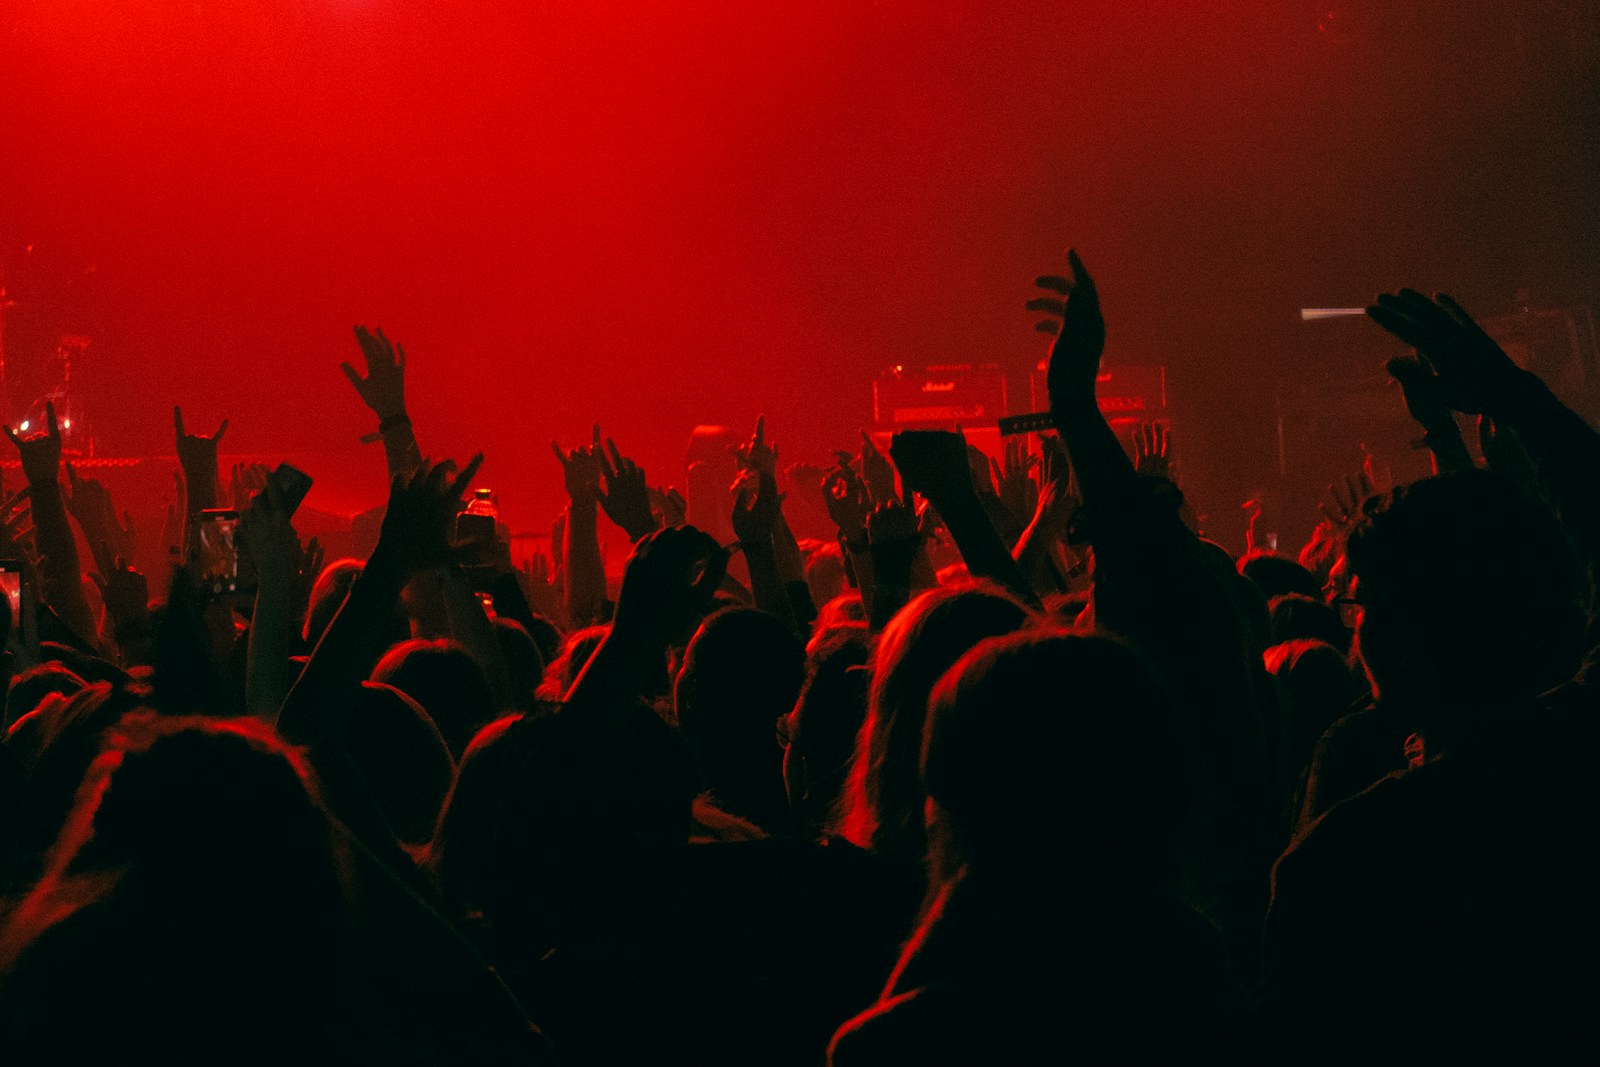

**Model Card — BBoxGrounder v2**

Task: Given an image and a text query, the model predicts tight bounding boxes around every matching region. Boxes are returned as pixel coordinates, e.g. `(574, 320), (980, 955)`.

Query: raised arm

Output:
(564, 524), (727, 714)
(731, 469), (800, 635)
(241, 477), (301, 721)
(889, 429), (1038, 607)
(6, 403), (96, 644)
(1386, 353), (1474, 475)
(174, 405), (227, 519)
(1368, 289), (1600, 575)
(342, 325), (423, 480)
(597, 431), (663, 544)
(552, 429), (607, 627)
(280, 455), (483, 743)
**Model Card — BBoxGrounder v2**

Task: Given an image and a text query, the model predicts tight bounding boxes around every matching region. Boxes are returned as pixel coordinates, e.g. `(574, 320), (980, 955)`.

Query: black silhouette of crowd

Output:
(0, 252), (1595, 1065)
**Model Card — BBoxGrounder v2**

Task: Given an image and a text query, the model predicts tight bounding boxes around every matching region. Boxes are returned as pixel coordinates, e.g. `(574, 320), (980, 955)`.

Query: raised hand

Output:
(648, 484), (688, 529)
(890, 430), (977, 505)
(372, 454), (485, 575)
(0, 488), (37, 567)
(866, 497), (921, 547)
(1387, 354), (1455, 431)
(1243, 497), (1264, 554)
(65, 462), (137, 567)
(596, 430), (658, 541)
(1040, 249), (1106, 413)
(1133, 421), (1172, 481)
(229, 461), (272, 511)
(550, 427), (603, 505)
(519, 550), (564, 623)
(342, 325), (409, 422)
(93, 559), (150, 635)
(1366, 290), (1534, 416)
(1037, 434), (1071, 489)
(609, 524), (729, 645)
(239, 475), (300, 586)
(1360, 444), (1393, 494)
(858, 431), (899, 505)
(732, 415), (779, 477)
(174, 405), (228, 479)
(991, 436), (1040, 522)
(1317, 470), (1376, 533)
(821, 455), (870, 537)
(6, 401), (64, 487)
(730, 469), (780, 545)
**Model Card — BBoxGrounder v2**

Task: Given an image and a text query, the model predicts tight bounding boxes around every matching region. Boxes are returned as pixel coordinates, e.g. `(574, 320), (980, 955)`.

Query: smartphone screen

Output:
(197, 510), (243, 594)
(0, 568), (20, 622)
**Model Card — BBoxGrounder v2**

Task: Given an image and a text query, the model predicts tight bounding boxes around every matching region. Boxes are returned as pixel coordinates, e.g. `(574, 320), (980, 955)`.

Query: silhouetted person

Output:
(1262, 471), (1597, 1059)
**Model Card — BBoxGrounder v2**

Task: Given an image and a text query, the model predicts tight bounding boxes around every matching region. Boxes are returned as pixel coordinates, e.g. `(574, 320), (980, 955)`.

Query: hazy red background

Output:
(3, 0), (1596, 551)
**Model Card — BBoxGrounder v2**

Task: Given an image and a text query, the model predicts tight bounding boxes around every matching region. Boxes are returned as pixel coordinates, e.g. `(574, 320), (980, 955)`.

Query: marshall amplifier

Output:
(874, 363), (1009, 428)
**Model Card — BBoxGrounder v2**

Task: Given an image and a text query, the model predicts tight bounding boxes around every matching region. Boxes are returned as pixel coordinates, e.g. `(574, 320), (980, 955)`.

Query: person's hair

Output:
(302, 558), (364, 646)
(343, 681), (455, 847)
(816, 591), (866, 630)
(1346, 470), (1587, 746)
(802, 540), (848, 612)
(832, 584), (1029, 866)
(370, 638), (496, 759)
(6, 663), (87, 730)
(439, 703), (695, 947)
(520, 612), (564, 671)
(922, 630), (1188, 885)
(0, 712), (346, 1059)
(424, 713), (527, 919)
(674, 607), (805, 831)
(1298, 521), (1342, 588)
(1238, 551), (1323, 602)
(1268, 593), (1349, 654)
(781, 624), (871, 832)
(1263, 638), (1362, 798)
(491, 617), (545, 711)
(536, 624), (609, 702)
(3, 681), (148, 891)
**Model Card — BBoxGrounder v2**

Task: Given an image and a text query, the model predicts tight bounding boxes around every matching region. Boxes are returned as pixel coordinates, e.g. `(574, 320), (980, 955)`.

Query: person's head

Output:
(816, 591), (866, 629)
(802, 539), (847, 613)
(834, 584), (1030, 865)
(1239, 551), (1324, 602)
(923, 631), (1188, 888)
(1268, 593), (1350, 654)
(674, 607), (805, 831)
(536, 624), (609, 702)
(343, 681), (455, 847)
(1263, 638), (1363, 793)
(4, 681), (147, 890)
(1346, 471), (1587, 751)
(0, 711), (346, 1059)
(492, 617), (545, 711)
(521, 613), (564, 671)
(424, 713), (527, 919)
(449, 704), (695, 943)
(1298, 520), (1343, 591)
(370, 638), (497, 759)
(302, 558), (364, 647)
(780, 623), (871, 833)
(6, 663), (87, 731)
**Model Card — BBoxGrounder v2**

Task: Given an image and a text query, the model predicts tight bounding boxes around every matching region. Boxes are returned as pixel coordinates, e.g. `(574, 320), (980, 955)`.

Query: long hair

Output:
(831, 584), (1029, 866)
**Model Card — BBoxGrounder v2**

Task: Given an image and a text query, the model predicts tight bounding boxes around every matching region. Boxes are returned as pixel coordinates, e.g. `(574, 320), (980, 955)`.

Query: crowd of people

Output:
(0, 249), (1594, 1064)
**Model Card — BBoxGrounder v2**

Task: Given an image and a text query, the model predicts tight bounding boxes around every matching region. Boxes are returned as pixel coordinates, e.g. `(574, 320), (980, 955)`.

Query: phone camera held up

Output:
(456, 487), (500, 591)
(196, 509), (252, 596)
